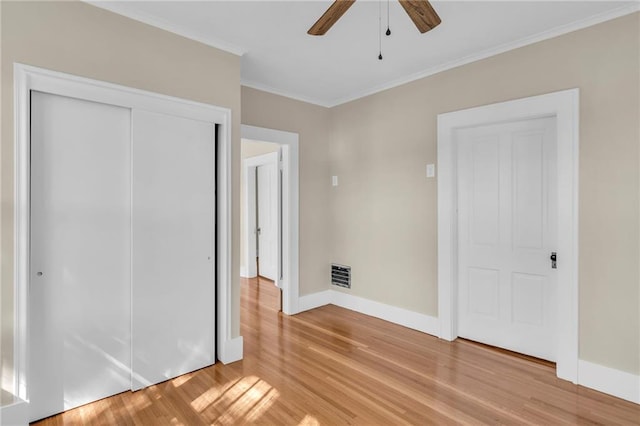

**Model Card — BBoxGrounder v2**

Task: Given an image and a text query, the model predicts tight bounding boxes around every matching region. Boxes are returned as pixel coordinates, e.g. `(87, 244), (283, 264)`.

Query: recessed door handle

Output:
(36, 272), (43, 276)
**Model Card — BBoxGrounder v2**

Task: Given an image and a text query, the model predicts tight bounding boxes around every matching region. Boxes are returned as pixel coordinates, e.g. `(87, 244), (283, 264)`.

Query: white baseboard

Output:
(218, 336), (243, 365)
(0, 397), (28, 426)
(296, 289), (439, 337)
(240, 266), (258, 278)
(240, 266), (256, 278)
(298, 290), (332, 312)
(295, 291), (640, 405)
(329, 290), (439, 336)
(578, 360), (640, 404)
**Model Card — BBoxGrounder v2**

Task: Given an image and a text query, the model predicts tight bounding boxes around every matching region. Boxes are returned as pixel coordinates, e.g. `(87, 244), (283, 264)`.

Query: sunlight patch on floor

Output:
(171, 372), (193, 387)
(298, 414), (321, 426)
(242, 385), (279, 422)
(73, 402), (103, 423)
(190, 377), (241, 412)
(130, 391), (152, 412)
(199, 376), (280, 424)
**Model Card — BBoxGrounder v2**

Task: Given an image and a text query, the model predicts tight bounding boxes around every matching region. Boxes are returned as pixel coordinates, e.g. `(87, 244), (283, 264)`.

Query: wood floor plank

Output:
(33, 277), (640, 425)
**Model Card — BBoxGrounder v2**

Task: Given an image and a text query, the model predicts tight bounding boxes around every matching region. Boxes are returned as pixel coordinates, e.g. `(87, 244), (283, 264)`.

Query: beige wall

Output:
(242, 140), (281, 159)
(329, 13), (639, 375)
(241, 87), (331, 296)
(0, 1), (242, 392)
(239, 140), (280, 273)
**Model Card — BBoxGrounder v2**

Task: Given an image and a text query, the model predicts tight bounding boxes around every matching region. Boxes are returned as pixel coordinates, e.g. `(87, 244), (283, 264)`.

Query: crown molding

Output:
(326, 3), (640, 107)
(84, 1), (639, 108)
(85, 1), (246, 56)
(241, 80), (333, 108)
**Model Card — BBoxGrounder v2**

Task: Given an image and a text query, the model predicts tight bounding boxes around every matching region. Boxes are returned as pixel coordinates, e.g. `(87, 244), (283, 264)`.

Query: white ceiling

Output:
(90, 1), (638, 107)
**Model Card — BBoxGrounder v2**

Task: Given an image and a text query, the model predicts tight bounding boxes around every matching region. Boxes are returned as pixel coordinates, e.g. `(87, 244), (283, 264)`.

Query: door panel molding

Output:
(456, 117), (557, 362)
(12, 64), (235, 410)
(437, 89), (579, 383)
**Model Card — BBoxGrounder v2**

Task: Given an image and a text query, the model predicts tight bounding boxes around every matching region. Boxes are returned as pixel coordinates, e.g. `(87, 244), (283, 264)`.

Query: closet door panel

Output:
(132, 109), (215, 390)
(29, 91), (131, 421)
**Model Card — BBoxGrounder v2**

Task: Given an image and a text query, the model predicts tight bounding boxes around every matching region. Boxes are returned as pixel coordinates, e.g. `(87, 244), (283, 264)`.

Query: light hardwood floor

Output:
(35, 277), (639, 425)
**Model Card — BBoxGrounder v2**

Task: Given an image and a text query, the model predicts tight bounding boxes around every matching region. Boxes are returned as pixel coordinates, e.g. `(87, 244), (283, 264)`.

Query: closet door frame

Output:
(12, 63), (237, 405)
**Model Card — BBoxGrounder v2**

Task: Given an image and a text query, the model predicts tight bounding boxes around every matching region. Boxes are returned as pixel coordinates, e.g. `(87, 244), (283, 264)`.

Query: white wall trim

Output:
(330, 291), (439, 336)
(296, 290), (640, 405)
(327, 4), (638, 107)
(86, 1), (637, 108)
(239, 266), (250, 279)
(217, 336), (244, 365)
(578, 360), (640, 404)
(298, 290), (332, 313)
(437, 88), (580, 383)
(241, 125), (300, 315)
(0, 397), (28, 426)
(241, 80), (333, 109)
(86, 1), (246, 57)
(215, 93), (235, 366)
(12, 64), (235, 404)
(297, 290), (439, 337)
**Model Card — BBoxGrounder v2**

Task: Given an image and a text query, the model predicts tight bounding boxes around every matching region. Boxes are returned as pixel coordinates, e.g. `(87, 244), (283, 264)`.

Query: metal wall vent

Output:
(331, 264), (351, 289)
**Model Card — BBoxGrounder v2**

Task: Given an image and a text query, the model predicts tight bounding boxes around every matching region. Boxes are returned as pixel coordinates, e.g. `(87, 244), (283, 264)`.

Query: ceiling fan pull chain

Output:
(386, 0), (391, 36)
(378, 0), (383, 60)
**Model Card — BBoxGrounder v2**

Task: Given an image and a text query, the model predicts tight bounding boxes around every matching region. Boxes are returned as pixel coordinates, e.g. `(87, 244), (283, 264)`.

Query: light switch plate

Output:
(332, 175), (339, 186)
(426, 164), (436, 178)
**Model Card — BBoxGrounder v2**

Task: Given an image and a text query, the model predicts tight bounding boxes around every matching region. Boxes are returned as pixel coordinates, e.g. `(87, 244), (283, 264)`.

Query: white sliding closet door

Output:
(29, 92), (131, 422)
(132, 110), (215, 390)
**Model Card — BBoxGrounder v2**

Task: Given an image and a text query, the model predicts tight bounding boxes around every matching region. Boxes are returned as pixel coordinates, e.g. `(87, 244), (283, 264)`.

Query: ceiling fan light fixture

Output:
(307, 0), (356, 36)
(308, 0), (441, 36)
(386, 0), (391, 36)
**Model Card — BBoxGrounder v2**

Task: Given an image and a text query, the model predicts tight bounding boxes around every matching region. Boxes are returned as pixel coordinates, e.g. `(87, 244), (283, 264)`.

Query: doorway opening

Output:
(241, 143), (281, 311)
(240, 125), (300, 316)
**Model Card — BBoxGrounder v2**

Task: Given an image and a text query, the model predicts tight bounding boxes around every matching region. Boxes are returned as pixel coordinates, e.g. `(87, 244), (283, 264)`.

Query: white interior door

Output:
(29, 92), (132, 421)
(457, 116), (557, 361)
(256, 153), (279, 281)
(131, 109), (215, 390)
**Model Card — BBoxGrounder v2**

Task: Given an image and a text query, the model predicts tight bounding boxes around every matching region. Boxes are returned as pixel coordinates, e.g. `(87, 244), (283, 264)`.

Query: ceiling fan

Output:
(308, 0), (441, 36)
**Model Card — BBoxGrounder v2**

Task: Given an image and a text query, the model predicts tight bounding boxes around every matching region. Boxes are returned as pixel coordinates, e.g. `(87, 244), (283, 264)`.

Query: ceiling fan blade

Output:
(399, 0), (441, 34)
(308, 0), (356, 36)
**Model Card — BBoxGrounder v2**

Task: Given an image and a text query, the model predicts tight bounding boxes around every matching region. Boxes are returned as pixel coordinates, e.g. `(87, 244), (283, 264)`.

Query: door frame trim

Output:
(242, 151), (279, 280)
(241, 125), (300, 315)
(12, 63), (234, 402)
(436, 89), (579, 383)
